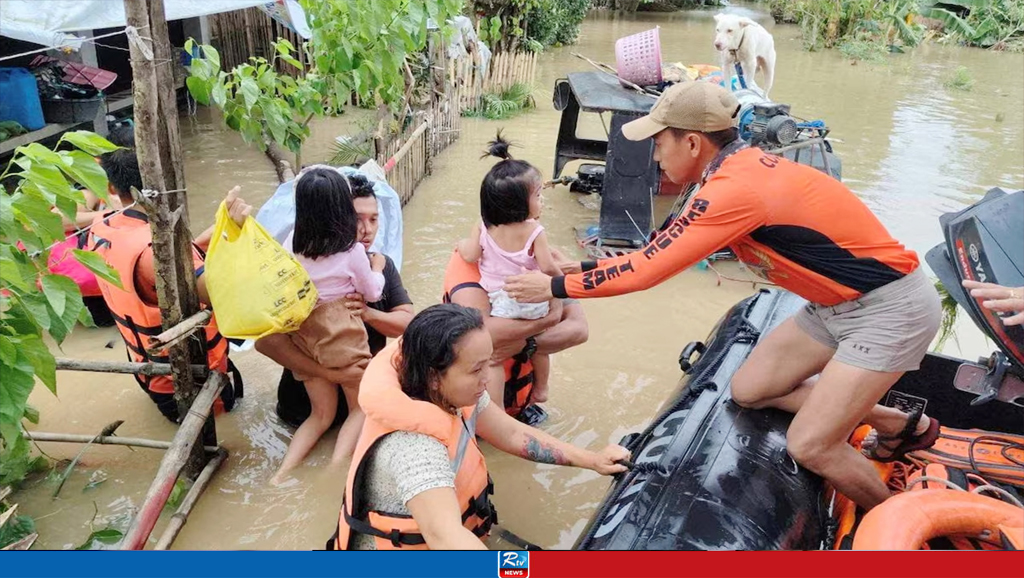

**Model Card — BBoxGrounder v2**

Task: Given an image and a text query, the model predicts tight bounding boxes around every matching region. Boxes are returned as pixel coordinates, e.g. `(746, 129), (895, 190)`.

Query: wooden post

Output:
(121, 372), (227, 550)
(124, 0), (213, 481)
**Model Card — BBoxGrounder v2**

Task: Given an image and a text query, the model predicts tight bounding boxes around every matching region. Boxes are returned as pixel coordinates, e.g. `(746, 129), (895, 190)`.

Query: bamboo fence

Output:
(448, 50), (539, 113)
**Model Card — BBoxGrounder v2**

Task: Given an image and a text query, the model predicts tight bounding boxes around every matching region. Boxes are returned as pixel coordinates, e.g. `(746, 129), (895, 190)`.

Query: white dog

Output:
(713, 13), (777, 99)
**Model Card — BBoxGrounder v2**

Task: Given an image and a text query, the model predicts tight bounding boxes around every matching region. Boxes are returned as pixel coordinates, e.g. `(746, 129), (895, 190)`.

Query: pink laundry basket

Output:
(614, 27), (663, 87)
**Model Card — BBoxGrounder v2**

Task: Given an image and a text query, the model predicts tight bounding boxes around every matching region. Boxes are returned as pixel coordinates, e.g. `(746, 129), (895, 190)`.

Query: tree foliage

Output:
(185, 0), (464, 164)
(0, 132), (121, 487)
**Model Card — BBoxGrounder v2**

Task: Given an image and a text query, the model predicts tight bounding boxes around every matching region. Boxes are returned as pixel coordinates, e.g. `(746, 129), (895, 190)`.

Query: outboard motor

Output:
(926, 188), (1024, 392)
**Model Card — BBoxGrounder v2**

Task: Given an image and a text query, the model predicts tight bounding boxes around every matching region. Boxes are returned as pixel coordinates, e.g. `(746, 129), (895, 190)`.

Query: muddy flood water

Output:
(17, 6), (1023, 550)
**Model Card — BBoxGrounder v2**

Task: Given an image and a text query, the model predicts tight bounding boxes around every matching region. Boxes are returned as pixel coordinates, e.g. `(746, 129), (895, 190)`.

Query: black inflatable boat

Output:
(575, 288), (828, 550)
(575, 187), (1024, 551)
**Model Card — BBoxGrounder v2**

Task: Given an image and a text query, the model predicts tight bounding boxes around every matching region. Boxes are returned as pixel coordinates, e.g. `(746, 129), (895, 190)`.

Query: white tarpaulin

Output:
(0, 0), (309, 50)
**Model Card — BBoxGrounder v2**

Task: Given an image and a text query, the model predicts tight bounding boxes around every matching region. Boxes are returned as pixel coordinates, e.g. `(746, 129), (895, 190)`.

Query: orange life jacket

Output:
(503, 350), (534, 417)
(87, 210), (235, 415)
(328, 340), (496, 550)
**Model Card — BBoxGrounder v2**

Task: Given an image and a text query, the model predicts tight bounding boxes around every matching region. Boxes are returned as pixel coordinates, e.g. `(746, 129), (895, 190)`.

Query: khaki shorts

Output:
(289, 299), (371, 382)
(794, 267), (942, 373)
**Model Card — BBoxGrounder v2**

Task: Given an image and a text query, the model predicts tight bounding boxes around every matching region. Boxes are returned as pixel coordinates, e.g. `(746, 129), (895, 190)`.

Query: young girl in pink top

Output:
(274, 167), (385, 483)
(458, 133), (563, 407)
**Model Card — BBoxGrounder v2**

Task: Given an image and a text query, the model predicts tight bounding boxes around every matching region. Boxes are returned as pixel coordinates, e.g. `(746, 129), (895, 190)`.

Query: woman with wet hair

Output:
(328, 303), (630, 550)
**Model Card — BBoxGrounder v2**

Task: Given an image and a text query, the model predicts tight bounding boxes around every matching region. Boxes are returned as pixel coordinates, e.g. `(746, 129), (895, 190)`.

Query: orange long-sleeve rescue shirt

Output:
(552, 146), (919, 306)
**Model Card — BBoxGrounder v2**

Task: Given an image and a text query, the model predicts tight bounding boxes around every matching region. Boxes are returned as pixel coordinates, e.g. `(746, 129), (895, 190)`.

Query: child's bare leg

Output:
(530, 353), (550, 403)
(273, 376), (338, 484)
(330, 374), (365, 464)
(487, 363), (507, 411)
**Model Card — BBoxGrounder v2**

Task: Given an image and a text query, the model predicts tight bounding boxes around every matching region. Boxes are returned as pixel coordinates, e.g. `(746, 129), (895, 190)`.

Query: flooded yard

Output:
(17, 6), (1023, 550)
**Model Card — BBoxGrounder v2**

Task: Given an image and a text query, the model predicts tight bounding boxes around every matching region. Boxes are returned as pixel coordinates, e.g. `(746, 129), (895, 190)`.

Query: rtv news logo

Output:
(498, 551), (529, 578)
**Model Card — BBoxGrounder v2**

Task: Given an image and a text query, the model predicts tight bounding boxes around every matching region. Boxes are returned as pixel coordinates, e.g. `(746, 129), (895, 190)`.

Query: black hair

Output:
(99, 148), (143, 201)
(479, 130), (541, 227)
(669, 127), (740, 150)
(397, 304), (485, 409)
(292, 168), (358, 259)
(106, 126), (136, 148)
(348, 173), (376, 199)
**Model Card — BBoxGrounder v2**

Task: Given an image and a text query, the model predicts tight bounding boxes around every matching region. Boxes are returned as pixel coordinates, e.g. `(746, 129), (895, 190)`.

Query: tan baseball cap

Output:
(622, 82), (741, 141)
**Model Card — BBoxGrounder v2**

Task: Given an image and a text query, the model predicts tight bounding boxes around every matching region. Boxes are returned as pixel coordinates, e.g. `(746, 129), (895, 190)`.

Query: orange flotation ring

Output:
(851, 490), (1024, 550)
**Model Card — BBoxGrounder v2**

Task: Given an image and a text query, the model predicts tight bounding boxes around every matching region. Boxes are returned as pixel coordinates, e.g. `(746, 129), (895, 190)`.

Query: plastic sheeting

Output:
(256, 160), (404, 271)
(428, 16), (491, 76)
(0, 0), (269, 49)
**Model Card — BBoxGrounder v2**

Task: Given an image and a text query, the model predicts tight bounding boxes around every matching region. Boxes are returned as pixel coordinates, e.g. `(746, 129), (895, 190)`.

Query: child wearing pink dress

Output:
(458, 133), (563, 406)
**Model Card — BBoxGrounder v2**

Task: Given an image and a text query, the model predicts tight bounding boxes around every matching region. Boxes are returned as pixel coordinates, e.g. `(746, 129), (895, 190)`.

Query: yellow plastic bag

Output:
(204, 201), (317, 340)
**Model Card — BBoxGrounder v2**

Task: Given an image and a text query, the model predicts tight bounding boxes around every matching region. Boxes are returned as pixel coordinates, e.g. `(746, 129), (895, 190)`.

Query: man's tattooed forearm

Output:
(522, 435), (569, 465)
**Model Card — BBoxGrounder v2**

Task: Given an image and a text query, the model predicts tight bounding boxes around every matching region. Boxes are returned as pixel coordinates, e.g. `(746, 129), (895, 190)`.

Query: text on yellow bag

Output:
(205, 201), (317, 340)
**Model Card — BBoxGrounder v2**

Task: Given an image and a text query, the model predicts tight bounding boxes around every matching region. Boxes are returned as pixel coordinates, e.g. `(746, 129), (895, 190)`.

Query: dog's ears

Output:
(713, 13), (723, 22)
(738, 16), (756, 27)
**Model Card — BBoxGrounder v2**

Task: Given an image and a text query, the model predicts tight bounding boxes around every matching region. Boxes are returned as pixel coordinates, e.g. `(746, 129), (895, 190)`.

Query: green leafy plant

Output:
(164, 478), (188, 512)
(464, 83), (536, 119)
(185, 39), (324, 167)
(776, 0), (922, 51)
(0, 121), (28, 143)
(839, 35), (889, 61)
(330, 136), (375, 167)
(944, 65), (975, 90)
(186, 0), (463, 166)
(923, 0), (1023, 49)
(0, 507), (36, 550)
(479, 16), (504, 43)
(1, 132), (122, 489)
(75, 527), (124, 550)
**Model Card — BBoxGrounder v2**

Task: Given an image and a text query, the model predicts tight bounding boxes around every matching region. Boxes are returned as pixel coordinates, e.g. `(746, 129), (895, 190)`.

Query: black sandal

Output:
(866, 406), (941, 463)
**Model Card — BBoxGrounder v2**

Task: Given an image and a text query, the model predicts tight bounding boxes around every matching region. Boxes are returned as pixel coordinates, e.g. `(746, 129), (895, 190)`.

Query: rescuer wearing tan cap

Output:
(504, 80), (942, 513)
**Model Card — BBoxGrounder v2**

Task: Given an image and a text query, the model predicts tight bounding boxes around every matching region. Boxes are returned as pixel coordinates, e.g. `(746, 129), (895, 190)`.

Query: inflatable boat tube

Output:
(575, 289), (828, 550)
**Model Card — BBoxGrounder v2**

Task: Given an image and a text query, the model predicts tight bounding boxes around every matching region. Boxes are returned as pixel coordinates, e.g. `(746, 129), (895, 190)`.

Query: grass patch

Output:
(944, 66), (975, 91)
(839, 38), (888, 62)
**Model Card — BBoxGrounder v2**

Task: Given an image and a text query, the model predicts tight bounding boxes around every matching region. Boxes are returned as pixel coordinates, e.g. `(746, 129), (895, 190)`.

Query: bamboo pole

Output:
(243, 9), (255, 58)
(121, 372), (227, 550)
(55, 358), (208, 379)
(25, 431), (219, 453)
(125, 0), (213, 480)
(146, 310), (212, 355)
(153, 448), (228, 550)
(0, 504), (17, 529)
